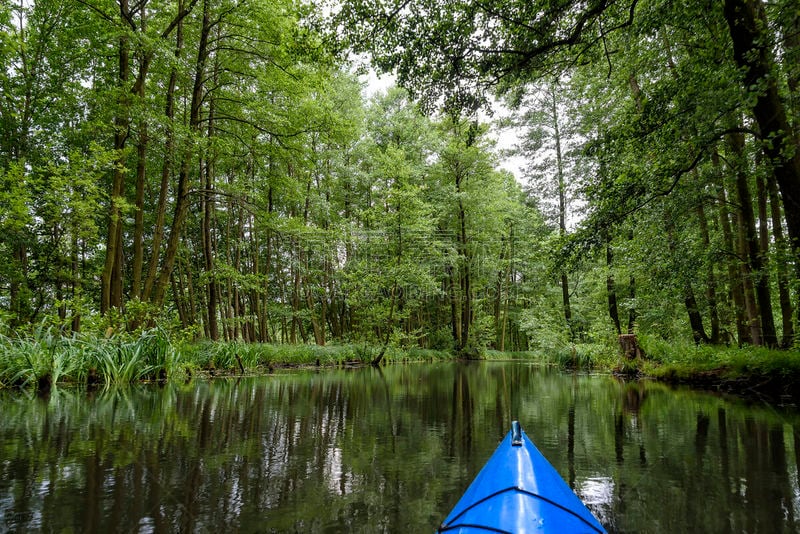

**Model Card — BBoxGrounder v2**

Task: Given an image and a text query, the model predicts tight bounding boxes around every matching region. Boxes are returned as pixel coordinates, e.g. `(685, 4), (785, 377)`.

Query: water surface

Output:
(1, 362), (799, 532)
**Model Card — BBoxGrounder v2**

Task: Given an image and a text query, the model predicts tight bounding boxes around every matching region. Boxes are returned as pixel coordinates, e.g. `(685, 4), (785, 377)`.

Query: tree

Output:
(334, 0), (799, 348)
(332, 0), (638, 113)
(724, 0), (800, 292)
(430, 118), (523, 352)
(515, 78), (581, 340)
(341, 88), (441, 354)
(0, 0), (111, 329)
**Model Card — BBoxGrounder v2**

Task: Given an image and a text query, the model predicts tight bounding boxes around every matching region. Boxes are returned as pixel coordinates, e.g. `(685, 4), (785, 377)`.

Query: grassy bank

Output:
(1, 327), (614, 392)
(634, 337), (800, 397)
(483, 343), (620, 370)
(495, 337), (800, 400)
(3, 328), (798, 400)
(182, 341), (457, 372)
(0, 328), (461, 391)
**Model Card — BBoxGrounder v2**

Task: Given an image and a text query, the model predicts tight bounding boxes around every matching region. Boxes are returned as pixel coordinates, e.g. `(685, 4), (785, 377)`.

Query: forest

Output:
(0, 0), (798, 375)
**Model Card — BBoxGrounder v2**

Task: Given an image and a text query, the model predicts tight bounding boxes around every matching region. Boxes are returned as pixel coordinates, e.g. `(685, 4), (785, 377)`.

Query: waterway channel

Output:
(1, 361), (799, 532)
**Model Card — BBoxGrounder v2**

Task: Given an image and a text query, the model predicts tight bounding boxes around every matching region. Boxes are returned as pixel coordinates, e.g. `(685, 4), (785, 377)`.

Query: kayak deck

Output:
(438, 422), (606, 533)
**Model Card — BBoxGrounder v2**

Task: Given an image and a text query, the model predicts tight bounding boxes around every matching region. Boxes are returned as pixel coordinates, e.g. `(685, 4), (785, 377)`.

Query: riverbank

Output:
(652, 366), (800, 404)
(608, 338), (800, 405)
(0, 328), (465, 390)
(2, 329), (799, 404)
(494, 339), (800, 405)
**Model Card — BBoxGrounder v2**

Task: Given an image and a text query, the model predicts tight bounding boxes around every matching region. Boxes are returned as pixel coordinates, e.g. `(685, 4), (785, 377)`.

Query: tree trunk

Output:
(454, 156), (471, 352)
(304, 277), (325, 346)
(447, 264), (461, 349)
(142, 3), (184, 303)
(131, 6), (149, 302)
(264, 184), (275, 341)
(70, 233), (81, 333)
(729, 131), (777, 346)
(201, 160), (218, 340)
(684, 288), (710, 345)
(665, 211), (709, 344)
(372, 282), (397, 366)
(494, 227), (513, 350)
(619, 334), (642, 360)
(724, 0), (800, 318)
(714, 151), (748, 345)
(10, 243), (30, 328)
(737, 208), (762, 346)
(696, 199), (721, 343)
(458, 201), (471, 352)
(766, 171), (795, 346)
(624, 228), (636, 334)
(201, 52), (219, 340)
(103, 0), (197, 312)
(151, 0), (211, 307)
(606, 241), (622, 336)
(626, 253), (636, 333)
(132, 125), (146, 301)
(101, 1), (131, 314)
(171, 271), (188, 330)
(291, 237), (301, 344)
(551, 85), (573, 340)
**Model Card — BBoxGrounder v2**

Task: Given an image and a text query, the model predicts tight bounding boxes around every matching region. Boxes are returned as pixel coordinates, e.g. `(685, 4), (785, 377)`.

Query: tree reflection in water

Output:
(0, 362), (799, 533)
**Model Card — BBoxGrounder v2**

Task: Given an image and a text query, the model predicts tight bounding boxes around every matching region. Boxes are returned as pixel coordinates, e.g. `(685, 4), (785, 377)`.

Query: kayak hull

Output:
(438, 422), (606, 534)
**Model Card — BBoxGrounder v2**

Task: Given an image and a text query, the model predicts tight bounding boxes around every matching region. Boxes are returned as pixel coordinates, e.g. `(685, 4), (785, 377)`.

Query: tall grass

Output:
(0, 326), (181, 390)
(550, 343), (618, 370)
(91, 329), (177, 384)
(481, 344), (617, 370)
(0, 326), (82, 389)
(6, 327), (630, 392)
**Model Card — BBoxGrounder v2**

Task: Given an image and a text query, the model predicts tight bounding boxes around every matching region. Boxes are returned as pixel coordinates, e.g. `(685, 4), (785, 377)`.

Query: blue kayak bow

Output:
(438, 421), (606, 533)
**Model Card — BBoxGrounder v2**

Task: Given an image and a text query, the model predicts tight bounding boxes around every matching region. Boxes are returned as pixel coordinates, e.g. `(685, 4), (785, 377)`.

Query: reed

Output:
(90, 329), (178, 385)
(484, 343), (616, 370)
(0, 326), (184, 390)
(0, 326), (82, 389)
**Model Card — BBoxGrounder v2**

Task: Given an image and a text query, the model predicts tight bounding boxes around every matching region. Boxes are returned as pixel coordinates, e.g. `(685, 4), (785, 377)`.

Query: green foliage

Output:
(0, 327), (180, 390)
(0, 326), (81, 389)
(1, 0), (798, 382)
(640, 336), (800, 384)
(91, 336), (159, 385)
(0, 162), (31, 235)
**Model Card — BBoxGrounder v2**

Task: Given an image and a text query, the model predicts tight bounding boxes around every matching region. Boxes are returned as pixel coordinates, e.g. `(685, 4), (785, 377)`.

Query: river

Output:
(1, 361), (799, 532)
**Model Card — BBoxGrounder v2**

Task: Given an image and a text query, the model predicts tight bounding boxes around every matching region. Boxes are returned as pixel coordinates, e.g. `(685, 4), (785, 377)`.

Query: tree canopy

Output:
(0, 0), (797, 351)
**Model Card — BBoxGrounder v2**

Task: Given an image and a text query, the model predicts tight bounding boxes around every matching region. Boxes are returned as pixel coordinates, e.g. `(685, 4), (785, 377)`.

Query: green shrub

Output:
(550, 343), (615, 370)
(0, 326), (82, 390)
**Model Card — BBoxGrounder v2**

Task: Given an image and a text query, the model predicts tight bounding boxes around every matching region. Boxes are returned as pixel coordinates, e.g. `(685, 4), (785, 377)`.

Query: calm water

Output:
(1, 362), (799, 533)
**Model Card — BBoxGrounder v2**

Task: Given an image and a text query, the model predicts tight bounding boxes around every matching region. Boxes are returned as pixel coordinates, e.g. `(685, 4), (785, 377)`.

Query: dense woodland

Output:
(0, 0), (798, 354)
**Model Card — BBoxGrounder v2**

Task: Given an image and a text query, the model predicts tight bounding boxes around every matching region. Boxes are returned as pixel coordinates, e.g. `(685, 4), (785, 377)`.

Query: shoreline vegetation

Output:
(2, 328), (798, 403)
(3, 2), (799, 411)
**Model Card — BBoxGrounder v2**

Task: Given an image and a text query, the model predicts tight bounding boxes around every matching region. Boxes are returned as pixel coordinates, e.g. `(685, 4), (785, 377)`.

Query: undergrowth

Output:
(0, 329), (460, 392)
(6, 325), (794, 394)
(638, 335), (800, 381)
